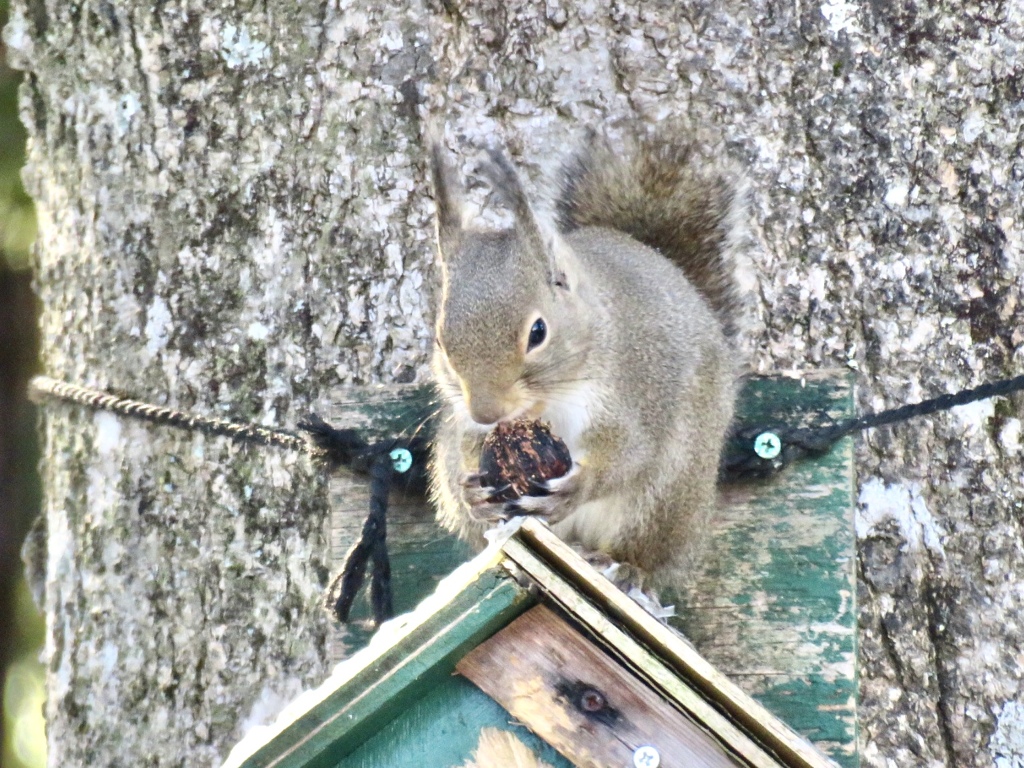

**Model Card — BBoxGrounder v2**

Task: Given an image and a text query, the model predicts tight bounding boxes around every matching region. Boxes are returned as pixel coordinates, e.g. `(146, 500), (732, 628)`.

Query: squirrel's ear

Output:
(478, 149), (549, 259)
(428, 139), (465, 257)
(479, 148), (572, 287)
(547, 233), (580, 292)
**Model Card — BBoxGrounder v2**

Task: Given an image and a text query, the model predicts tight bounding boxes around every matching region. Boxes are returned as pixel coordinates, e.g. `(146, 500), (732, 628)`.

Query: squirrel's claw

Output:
(524, 479), (552, 497)
(463, 472), (522, 505)
(467, 501), (508, 524)
(464, 482), (503, 508)
(503, 499), (523, 516)
(504, 492), (560, 519)
(504, 464), (582, 520)
(483, 484), (516, 504)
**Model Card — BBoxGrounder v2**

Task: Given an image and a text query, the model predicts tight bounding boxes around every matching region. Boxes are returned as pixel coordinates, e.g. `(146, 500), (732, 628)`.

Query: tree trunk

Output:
(6, 1), (434, 765)
(7, 1), (1024, 766)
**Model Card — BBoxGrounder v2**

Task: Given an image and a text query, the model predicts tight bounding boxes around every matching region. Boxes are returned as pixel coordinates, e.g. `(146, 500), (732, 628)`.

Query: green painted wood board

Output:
(671, 372), (857, 767)
(337, 674), (573, 768)
(326, 372), (857, 765)
(238, 567), (533, 768)
(498, 535), (817, 768)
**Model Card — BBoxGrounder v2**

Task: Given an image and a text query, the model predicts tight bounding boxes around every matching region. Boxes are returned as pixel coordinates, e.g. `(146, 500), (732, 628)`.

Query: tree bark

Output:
(7, 1), (1024, 767)
(6, 1), (435, 765)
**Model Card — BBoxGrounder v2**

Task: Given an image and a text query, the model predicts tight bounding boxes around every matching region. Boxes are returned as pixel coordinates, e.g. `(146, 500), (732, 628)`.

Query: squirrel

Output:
(427, 126), (748, 588)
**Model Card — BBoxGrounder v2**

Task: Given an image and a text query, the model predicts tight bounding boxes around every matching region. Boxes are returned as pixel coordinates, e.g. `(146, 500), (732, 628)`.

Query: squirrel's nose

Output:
(466, 394), (511, 426)
(468, 404), (505, 426)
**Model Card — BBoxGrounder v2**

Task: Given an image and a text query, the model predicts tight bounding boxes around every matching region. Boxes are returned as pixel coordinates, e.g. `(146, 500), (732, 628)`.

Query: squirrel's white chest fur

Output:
(538, 381), (599, 458)
(540, 382), (630, 549)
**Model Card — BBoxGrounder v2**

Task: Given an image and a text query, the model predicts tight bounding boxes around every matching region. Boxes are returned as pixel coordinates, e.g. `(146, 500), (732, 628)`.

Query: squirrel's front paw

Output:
(462, 473), (512, 523)
(502, 464), (580, 523)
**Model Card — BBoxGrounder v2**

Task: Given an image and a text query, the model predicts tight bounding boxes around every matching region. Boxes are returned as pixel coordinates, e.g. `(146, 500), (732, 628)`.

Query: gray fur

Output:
(427, 128), (747, 588)
(428, 138), (465, 255)
(556, 131), (747, 338)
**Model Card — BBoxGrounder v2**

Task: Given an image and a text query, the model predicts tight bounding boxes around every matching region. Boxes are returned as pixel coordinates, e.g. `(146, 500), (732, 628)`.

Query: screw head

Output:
(753, 431), (782, 460)
(389, 447), (413, 473)
(633, 745), (660, 768)
(579, 688), (605, 712)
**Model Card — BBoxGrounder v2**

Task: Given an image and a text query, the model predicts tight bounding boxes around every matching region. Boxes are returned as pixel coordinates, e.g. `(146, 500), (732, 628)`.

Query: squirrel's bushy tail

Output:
(555, 130), (748, 338)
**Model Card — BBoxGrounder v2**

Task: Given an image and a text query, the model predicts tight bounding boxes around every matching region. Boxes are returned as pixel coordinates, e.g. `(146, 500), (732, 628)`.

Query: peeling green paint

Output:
(328, 373), (857, 764)
(673, 373), (858, 767)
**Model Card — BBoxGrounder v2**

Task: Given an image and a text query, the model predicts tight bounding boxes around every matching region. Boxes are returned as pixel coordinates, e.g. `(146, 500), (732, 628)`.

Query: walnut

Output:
(478, 419), (572, 503)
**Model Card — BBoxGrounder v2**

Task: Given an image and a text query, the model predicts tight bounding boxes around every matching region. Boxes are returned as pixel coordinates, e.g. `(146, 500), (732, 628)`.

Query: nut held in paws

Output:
(478, 419), (572, 503)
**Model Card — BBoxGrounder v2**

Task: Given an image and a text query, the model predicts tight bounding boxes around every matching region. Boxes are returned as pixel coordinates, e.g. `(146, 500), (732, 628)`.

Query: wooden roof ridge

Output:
(222, 516), (841, 768)
(508, 518), (840, 768)
(219, 526), (520, 768)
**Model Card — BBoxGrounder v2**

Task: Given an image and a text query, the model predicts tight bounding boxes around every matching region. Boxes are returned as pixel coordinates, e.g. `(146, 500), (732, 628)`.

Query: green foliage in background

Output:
(3, 579), (46, 768)
(0, 0), (35, 272)
(1, 0), (44, 766)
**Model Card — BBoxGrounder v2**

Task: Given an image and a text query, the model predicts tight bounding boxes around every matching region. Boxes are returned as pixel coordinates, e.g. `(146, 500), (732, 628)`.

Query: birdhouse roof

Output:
(223, 517), (841, 768)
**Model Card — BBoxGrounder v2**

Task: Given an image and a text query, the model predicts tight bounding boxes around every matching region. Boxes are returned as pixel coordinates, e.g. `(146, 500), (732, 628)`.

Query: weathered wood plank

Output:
(671, 372), (857, 767)
(458, 603), (744, 768)
(504, 524), (835, 768)
(338, 674), (574, 768)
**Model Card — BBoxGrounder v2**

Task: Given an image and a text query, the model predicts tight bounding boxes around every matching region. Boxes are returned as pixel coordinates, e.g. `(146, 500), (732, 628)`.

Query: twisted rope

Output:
(28, 375), (308, 452)
(29, 374), (425, 626)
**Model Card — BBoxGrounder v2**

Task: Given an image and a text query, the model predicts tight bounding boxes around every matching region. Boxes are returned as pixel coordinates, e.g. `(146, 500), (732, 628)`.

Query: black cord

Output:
(323, 452), (395, 624)
(722, 373), (1024, 480)
(298, 412), (431, 495)
(31, 371), (1024, 622)
(811, 373), (1024, 443)
(301, 416), (430, 624)
(368, 453), (394, 623)
(29, 375), (427, 626)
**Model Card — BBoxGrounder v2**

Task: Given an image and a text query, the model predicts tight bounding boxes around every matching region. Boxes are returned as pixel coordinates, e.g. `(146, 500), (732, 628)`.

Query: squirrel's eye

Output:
(527, 318), (547, 351)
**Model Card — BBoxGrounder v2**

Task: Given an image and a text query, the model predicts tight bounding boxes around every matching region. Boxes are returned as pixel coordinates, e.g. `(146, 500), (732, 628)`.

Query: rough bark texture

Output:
(6, 1), (434, 765)
(7, 1), (1024, 767)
